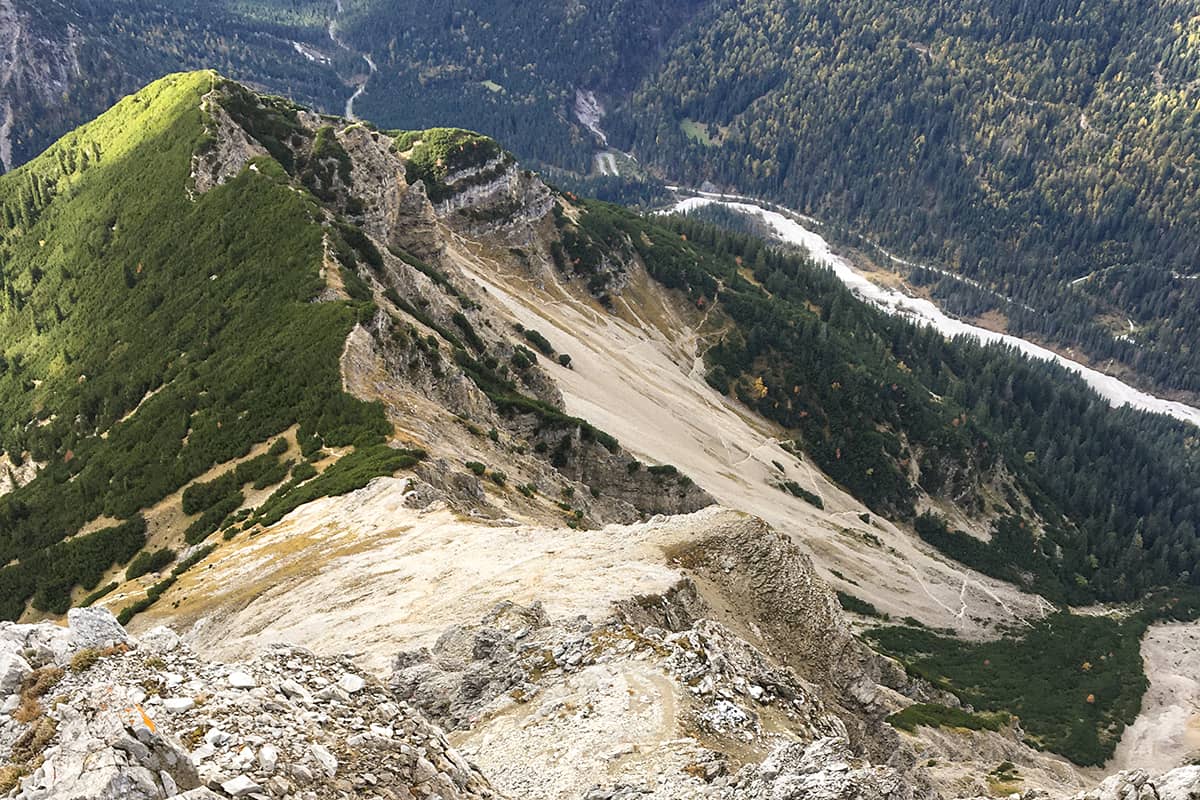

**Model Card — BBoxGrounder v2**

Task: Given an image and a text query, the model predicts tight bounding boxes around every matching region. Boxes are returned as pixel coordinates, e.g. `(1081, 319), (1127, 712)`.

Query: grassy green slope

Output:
(0, 71), (391, 619)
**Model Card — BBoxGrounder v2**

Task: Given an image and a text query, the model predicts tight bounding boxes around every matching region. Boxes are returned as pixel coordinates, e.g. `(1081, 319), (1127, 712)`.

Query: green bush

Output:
(252, 458), (294, 490)
(465, 461), (486, 476)
(291, 461), (318, 482)
(511, 348), (534, 370)
(116, 574), (177, 625)
(835, 591), (887, 619)
(523, 328), (554, 356)
(125, 548), (176, 581)
(779, 480), (824, 509)
(185, 492), (242, 545)
(452, 312), (486, 352)
(887, 703), (1009, 733)
(79, 582), (118, 608)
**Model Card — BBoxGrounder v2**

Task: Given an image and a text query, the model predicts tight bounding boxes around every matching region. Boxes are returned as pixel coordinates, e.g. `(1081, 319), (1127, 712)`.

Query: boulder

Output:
(1156, 766), (1200, 800)
(227, 670), (256, 689)
(220, 775), (263, 797)
(257, 743), (278, 775)
(163, 697), (195, 713)
(66, 608), (131, 650)
(0, 651), (31, 695)
(337, 673), (365, 694)
(138, 626), (180, 654)
(731, 738), (907, 800)
(309, 743), (338, 778)
(0, 621), (72, 665)
(14, 693), (199, 800)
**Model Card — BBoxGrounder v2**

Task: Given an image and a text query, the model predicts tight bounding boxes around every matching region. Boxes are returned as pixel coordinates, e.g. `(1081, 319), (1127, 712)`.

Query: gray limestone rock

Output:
(66, 607), (131, 651)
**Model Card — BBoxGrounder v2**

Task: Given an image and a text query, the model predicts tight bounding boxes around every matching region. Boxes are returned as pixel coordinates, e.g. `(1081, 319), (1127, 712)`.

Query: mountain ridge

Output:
(0, 71), (1198, 796)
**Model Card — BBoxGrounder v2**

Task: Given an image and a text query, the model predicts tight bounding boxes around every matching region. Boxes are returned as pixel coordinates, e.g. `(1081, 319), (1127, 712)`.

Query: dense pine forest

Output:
(18, 0), (1200, 399)
(609, 0), (1200, 396)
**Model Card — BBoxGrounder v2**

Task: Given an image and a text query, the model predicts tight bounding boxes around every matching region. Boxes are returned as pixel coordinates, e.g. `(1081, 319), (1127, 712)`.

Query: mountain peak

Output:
(2, 62), (1200, 800)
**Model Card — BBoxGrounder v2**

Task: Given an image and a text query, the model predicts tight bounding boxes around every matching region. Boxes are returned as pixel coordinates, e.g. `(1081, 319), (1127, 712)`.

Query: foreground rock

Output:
(2, 609), (1200, 800)
(0, 610), (496, 799)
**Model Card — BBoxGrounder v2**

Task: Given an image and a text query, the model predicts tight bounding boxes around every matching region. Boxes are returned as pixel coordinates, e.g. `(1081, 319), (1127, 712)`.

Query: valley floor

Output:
(668, 192), (1200, 429)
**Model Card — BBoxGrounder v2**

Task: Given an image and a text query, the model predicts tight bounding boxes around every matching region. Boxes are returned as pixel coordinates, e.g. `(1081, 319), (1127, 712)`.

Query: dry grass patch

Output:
(12, 666), (64, 724)
(0, 764), (24, 793)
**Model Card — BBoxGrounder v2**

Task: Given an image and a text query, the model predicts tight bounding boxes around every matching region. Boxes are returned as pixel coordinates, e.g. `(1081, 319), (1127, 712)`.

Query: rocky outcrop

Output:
(190, 90), (269, 195)
(432, 160), (554, 240)
(956, 767), (1200, 800)
(336, 124), (410, 248)
(16, 693), (201, 800)
(729, 738), (913, 800)
(390, 179), (446, 264)
(0, 453), (39, 499)
(1068, 768), (1200, 800)
(1, 612), (499, 800)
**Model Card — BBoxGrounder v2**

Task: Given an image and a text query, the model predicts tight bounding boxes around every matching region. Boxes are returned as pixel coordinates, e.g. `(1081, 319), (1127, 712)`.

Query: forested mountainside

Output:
(611, 0), (1200, 398)
(335, 0), (705, 172)
(0, 70), (715, 626)
(4, 68), (1197, 638)
(0, 71), (398, 619)
(560, 200), (1200, 607)
(13, 1), (1200, 398)
(5, 71), (1200, 777)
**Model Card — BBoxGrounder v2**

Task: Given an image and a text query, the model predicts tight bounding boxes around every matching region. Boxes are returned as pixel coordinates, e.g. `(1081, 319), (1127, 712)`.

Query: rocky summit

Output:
(1, 609), (492, 800)
(2, 610), (1199, 800)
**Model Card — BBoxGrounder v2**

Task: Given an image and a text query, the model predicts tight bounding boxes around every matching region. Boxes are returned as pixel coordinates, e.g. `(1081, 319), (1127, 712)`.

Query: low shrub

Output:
(125, 548), (176, 581)
(835, 591), (887, 619)
(779, 480), (824, 508)
(523, 328), (555, 356)
(887, 703), (1009, 733)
